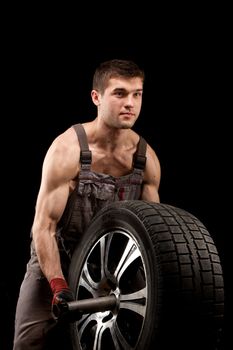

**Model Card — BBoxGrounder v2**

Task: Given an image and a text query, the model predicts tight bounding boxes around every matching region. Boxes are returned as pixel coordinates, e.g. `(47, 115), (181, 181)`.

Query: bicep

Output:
(35, 182), (69, 228)
(141, 183), (160, 203)
(141, 146), (161, 203)
(33, 138), (78, 231)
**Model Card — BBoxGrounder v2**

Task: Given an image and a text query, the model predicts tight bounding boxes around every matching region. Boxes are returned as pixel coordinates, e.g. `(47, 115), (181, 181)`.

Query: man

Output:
(13, 59), (161, 349)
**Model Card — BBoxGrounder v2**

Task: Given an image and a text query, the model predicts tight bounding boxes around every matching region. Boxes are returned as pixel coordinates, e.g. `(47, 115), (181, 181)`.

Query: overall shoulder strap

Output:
(133, 136), (147, 170)
(72, 124), (92, 168)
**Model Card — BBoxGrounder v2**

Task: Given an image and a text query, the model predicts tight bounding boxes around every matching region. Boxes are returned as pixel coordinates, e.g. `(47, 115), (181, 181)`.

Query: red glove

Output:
(50, 278), (74, 320)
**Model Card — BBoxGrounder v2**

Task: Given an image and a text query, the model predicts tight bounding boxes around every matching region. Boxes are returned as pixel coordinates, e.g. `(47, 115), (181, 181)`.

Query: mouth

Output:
(120, 112), (135, 117)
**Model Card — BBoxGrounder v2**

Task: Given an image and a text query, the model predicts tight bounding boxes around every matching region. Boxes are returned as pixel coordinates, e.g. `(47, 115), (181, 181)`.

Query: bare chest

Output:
(91, 150), (134, 177)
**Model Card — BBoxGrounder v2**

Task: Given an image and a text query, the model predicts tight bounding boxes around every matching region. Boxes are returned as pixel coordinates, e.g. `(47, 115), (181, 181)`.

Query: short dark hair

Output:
(92, 59), (145, 93)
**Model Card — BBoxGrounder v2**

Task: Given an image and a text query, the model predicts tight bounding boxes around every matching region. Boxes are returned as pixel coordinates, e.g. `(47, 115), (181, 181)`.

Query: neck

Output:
(91, 119), (131, 149)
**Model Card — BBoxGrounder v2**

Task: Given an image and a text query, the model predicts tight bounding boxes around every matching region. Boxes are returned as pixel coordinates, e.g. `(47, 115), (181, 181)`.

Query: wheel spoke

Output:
(100, 233), (113, 279)
(78, 313), (97, 339)
(93, 323), (104, 350)
(120, 286), (147, 301)
(114, 238), (141, 280)
(119, 301), (146, 317)
(79, 264), (98, 294)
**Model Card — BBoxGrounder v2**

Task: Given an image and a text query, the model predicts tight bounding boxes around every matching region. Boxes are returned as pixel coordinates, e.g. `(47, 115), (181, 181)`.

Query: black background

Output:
(1, 6), (230, 349)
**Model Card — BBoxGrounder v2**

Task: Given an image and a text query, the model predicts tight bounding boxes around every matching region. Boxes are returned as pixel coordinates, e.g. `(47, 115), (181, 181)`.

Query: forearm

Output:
(32, 225), (64, 282)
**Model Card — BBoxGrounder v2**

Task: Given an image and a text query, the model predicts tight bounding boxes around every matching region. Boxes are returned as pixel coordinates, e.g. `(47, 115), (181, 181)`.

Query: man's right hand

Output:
(50, 277), (75, 320)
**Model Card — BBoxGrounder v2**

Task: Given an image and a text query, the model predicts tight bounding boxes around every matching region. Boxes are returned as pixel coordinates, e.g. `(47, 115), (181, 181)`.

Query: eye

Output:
(116, 91), (123, 96)
(134, 92), (142, 97)
(114, 91), (125, 97)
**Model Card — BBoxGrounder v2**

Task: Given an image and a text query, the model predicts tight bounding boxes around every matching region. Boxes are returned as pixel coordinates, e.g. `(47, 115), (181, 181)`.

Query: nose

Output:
(124, 95), (134, 108)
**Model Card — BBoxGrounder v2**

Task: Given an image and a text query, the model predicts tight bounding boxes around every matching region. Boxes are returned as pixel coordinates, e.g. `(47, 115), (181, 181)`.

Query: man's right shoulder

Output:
(50, 127), (80, 153)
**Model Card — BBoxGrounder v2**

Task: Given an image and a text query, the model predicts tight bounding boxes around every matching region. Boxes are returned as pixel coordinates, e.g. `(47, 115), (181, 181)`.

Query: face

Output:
(92, 77), (143, 129)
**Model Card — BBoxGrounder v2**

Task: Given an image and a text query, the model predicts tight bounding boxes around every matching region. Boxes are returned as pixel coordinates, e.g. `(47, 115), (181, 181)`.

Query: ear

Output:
(91, 89), (101, 106)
